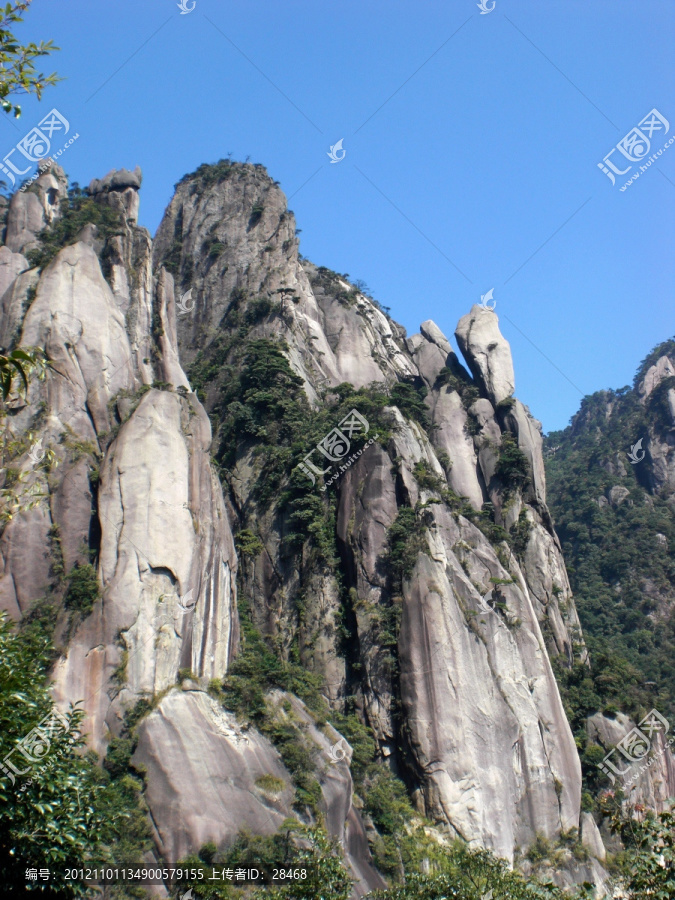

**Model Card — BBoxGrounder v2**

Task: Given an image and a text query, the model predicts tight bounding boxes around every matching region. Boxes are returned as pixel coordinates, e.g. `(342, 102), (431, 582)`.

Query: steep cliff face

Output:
(151, 160), (589, 865)
(1, 158), (608, 887)
(0, 163), (238, 749)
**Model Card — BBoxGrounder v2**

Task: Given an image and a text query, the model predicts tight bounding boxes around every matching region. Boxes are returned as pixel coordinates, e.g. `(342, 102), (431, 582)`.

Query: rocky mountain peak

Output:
(455, 304), (516, 406)
(1, 157), (641, 893)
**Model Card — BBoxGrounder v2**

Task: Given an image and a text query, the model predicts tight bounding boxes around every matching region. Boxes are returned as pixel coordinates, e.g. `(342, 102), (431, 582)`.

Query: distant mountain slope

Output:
(544, 339), (675, 727)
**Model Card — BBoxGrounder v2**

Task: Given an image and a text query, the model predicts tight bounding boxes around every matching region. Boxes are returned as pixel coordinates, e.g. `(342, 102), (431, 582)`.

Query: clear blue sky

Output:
(4, 0), (674, 432)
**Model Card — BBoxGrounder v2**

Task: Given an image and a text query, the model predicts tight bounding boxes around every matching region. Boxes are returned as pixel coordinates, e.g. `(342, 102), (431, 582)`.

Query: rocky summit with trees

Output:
(0, 2), (673, 898)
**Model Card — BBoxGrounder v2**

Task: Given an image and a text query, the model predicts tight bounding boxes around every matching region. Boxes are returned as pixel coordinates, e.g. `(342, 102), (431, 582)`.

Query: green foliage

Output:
(0, 2), (60, 119)
(370, 773), (415, 834)
(220, 599), (327, 813)
(412, 459), (444, 493)
(609, 808), (675, 899)
(245, 296), (278, 325)
(250, 203), (265, 226)
(178, 157), (240, 190)
(544, 342), (675, 724)
(255, 774), (286, 793)
(235, 528), (265, 559)
(435, 367), (480, 408)
(367, 840), (593, 899)
(0, 612), (152, 895)
(510, 509), (532, 558)
(25, 188), (125, 270)
(63, 563), (100, 614)
(0, 347), (43, 401)
(387, 506), (427, 589)
(495, 432), (530, 494)
(174, 825), (352, 900)
(216, 339), (308, 474)
(328, 709), (376, 783)
(389, 380), (430, 429)
(252, 827), (352, 900)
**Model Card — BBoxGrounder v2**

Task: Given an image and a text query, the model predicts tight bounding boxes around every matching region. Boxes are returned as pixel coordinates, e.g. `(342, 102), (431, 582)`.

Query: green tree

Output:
(253, 827), (353, 900)
(367, 841), (594, 899)
(0, 348), (44, 402)
(610, 808), (675, 899)
(0, 613), (101, 895)
(0, 1), (60, 118)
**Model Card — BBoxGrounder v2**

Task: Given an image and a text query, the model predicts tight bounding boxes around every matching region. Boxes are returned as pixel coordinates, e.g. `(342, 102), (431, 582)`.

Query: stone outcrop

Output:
(455, 305), (516, 405)
(3, 160), (68, 254)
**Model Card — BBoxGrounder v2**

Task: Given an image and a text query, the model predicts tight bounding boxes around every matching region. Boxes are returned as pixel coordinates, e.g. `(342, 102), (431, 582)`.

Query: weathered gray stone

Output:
(639, 354), (675, 398)
(133, 689), (384, 896)
(88, 166), (142, 194)
(1, 159), (601, 889)
(580, 811), (606, 861)
(455, 305), (515, 405)
(52, 388), (238, 750)
(4, 160), (68, 252)
(608, 485), (630, 507)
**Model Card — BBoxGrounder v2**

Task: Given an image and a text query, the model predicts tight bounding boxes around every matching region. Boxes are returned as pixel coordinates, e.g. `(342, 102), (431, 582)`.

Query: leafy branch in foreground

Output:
(0, 348), (45, 402)
(0, 1), (61, 118)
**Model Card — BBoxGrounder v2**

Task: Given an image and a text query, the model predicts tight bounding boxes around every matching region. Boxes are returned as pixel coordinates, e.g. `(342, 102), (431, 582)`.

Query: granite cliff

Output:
(0, 158), (641, 893)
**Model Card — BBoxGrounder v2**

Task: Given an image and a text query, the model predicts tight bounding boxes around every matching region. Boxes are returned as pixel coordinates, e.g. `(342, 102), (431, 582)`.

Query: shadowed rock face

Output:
(1, 160), (606, 886)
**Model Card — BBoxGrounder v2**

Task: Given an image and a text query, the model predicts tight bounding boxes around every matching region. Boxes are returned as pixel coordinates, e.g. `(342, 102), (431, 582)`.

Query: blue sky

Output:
(3, 0), (674, 432)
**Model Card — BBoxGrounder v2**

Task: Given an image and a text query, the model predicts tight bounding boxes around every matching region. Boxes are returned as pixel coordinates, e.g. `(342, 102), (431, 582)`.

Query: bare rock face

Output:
(639, 354), (675, 398)
(638, 353), (675, 497)
(0, 245), (29, 347)
(52, 388), (238, 750)
(455, 305), (516, 405)
(580, 812), (606, 861)
(88, 166), (142, 225)
(133, 689), (384, 896)
(133, 690), (296, 861)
